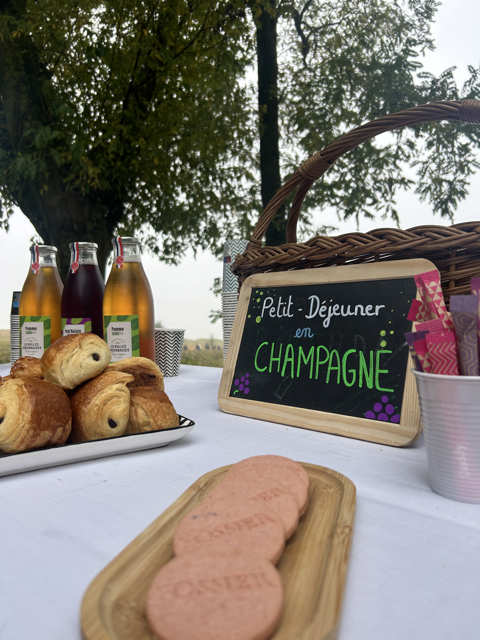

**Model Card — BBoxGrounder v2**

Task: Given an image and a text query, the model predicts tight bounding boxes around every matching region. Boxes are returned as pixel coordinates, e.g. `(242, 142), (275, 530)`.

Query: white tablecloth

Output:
(1, 363), (480, 640)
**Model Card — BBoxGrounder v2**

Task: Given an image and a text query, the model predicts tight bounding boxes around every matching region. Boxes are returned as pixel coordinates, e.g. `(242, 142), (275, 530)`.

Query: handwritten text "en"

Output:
(294, 328), (314, 338)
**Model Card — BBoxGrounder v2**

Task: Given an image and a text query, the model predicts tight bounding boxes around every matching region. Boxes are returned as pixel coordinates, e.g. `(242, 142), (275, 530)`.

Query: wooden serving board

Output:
(81, 463), (356, 640)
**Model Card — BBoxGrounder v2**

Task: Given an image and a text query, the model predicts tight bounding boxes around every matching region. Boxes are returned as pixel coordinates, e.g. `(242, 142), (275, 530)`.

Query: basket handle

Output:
(247, 99), (480, 249)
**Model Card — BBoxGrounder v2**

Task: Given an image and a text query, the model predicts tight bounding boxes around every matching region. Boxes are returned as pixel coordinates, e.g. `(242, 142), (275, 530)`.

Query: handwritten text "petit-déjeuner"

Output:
(261, 295), (386, 328)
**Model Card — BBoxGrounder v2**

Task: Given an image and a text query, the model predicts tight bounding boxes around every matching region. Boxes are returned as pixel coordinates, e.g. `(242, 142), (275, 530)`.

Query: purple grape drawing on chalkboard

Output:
(233, 373), (251, 395)
(365, 395), (400, 423)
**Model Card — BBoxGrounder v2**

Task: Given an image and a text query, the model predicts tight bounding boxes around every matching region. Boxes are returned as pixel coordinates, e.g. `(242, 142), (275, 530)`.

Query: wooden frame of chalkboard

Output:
(218, 258), (436, 447)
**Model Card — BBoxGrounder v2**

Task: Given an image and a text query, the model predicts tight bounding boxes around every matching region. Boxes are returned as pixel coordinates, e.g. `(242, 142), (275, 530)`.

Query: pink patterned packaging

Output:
(414, 338), (432, 374)
(415, 318), (444, 334)
(407, 299), (429, 323)
(450, 295), (479, 376)
(425, 332), (459, 376)
(405, 331), (428, 372)
(414, 270), (453, 330)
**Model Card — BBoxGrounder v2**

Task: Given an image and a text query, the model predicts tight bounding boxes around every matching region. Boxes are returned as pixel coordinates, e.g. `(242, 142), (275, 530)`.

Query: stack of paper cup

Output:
(10, 292), (21, 365)
(222, 239), (247, 362)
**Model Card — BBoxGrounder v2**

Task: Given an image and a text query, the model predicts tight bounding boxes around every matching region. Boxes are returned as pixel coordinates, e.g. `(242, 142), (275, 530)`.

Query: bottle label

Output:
(20, 316), (51, 357)
(71, 242), (80, 274)
(31, 245), (40, 274)
(104, 315), (140, 361)
(62, 317), (92, 336)
(114, 236), (124, 268)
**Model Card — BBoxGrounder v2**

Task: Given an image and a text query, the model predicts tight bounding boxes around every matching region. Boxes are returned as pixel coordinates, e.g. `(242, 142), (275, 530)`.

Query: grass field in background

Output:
(0, 330), (9, 364)
(0, 331), (224, 368)
(182, 338), (223, 367)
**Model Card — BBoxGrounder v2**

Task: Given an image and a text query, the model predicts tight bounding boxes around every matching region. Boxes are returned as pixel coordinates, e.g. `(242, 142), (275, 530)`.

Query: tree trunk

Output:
(256, 0), (286, 246)
(15, 181), (121, 280)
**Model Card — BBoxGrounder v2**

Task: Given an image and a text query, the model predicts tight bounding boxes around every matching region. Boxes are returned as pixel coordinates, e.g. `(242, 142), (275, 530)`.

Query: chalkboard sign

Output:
(218, 259), (435, 446)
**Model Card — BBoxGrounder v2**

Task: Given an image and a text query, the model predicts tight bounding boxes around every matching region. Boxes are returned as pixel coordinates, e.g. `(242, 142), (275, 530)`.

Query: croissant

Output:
(0, 378), (72, 454)
(10, 356), (45, 380)
(127, 387), (179, 434)
(69, 371), (134, 442)
(41, 333), (111, 389)
(105, 357), (164, 390)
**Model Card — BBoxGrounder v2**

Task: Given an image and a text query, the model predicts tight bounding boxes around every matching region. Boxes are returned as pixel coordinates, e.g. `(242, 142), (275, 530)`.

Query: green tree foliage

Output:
(256, 0), (480, 240)
(1, 0), (480, 280)
(0, 0), (256, 275)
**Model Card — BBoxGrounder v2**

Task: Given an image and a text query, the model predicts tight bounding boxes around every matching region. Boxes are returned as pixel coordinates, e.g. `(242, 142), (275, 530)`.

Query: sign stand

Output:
(218, 259), (436, 446)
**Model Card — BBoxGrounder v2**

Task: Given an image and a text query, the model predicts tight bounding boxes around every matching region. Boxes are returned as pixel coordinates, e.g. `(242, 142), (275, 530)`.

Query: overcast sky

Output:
(1, 0), (480, 338)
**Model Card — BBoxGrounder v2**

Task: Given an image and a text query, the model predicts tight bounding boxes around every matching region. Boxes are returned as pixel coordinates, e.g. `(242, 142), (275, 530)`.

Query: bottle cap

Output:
(29, 244), (58, 273)
(30, 244), (58, 252)
(112, 237), (142, 267)
(68, 242), (99, 249)
(68, 242), (99, 273)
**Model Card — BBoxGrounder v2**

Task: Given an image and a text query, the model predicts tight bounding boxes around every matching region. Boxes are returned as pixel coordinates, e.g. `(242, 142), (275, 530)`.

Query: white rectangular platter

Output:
(0, 415), (195, 477)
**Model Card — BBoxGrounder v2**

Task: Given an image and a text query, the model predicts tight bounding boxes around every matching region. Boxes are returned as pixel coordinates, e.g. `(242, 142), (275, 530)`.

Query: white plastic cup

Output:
(154, 329), (185, 377)
(413, 370), (480, 502)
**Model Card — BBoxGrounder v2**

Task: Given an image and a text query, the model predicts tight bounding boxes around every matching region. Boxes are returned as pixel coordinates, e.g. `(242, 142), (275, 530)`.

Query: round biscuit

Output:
(147, 546), (283, 640)
(230, 455), (309, 489)
(224, 463), (309, 516)
(173, 499), (285, 564)
(201, 474), (299, 539)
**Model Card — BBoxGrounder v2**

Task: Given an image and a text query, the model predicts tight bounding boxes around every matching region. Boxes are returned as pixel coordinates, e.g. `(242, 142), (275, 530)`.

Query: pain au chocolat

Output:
(127, 387), (179, 435)
(0, 378), (71, 454)
(106, 357), (165, 390)
(69, 371), (134, 443)
(41, 333), (111, 390)
(10, 356), (45, 380)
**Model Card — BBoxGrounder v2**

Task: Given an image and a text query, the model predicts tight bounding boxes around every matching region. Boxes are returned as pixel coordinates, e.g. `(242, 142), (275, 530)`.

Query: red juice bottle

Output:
(61, 242), (105, 338)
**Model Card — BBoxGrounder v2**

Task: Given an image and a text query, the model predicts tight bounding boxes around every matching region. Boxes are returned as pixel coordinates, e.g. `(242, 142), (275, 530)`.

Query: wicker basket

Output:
(231, 99), (480, 306)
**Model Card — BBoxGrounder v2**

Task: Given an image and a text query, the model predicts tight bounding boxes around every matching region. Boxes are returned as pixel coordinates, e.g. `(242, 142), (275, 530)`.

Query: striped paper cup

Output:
(155, 329), (185, 377)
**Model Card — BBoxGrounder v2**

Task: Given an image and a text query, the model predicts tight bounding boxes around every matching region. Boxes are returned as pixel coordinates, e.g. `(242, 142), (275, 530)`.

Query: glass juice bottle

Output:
(19, 244), (63, 358)
(103, 237), (155, 361)
(61, 242), (105, 338)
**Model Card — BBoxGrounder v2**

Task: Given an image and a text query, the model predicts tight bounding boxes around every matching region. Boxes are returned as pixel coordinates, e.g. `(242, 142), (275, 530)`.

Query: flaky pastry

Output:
(41, 333), (111, 389)
(10, 356), (45, 380)
(127, 387), (179, 434)
(0, 378), (71, 454)
(69, 370), (134, 442)
(105, 357), (164, 390)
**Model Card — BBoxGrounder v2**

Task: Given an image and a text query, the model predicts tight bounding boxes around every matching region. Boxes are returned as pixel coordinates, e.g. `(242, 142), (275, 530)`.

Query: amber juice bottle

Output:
(103, 237), (155, 361)
(19, 244), (63, 357)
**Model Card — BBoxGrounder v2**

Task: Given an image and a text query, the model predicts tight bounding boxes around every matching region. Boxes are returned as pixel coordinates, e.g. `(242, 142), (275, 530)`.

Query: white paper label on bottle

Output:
(62, 318), (92, 336)
(20, 316), (51, 357)
(104, 315), (140, 361)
